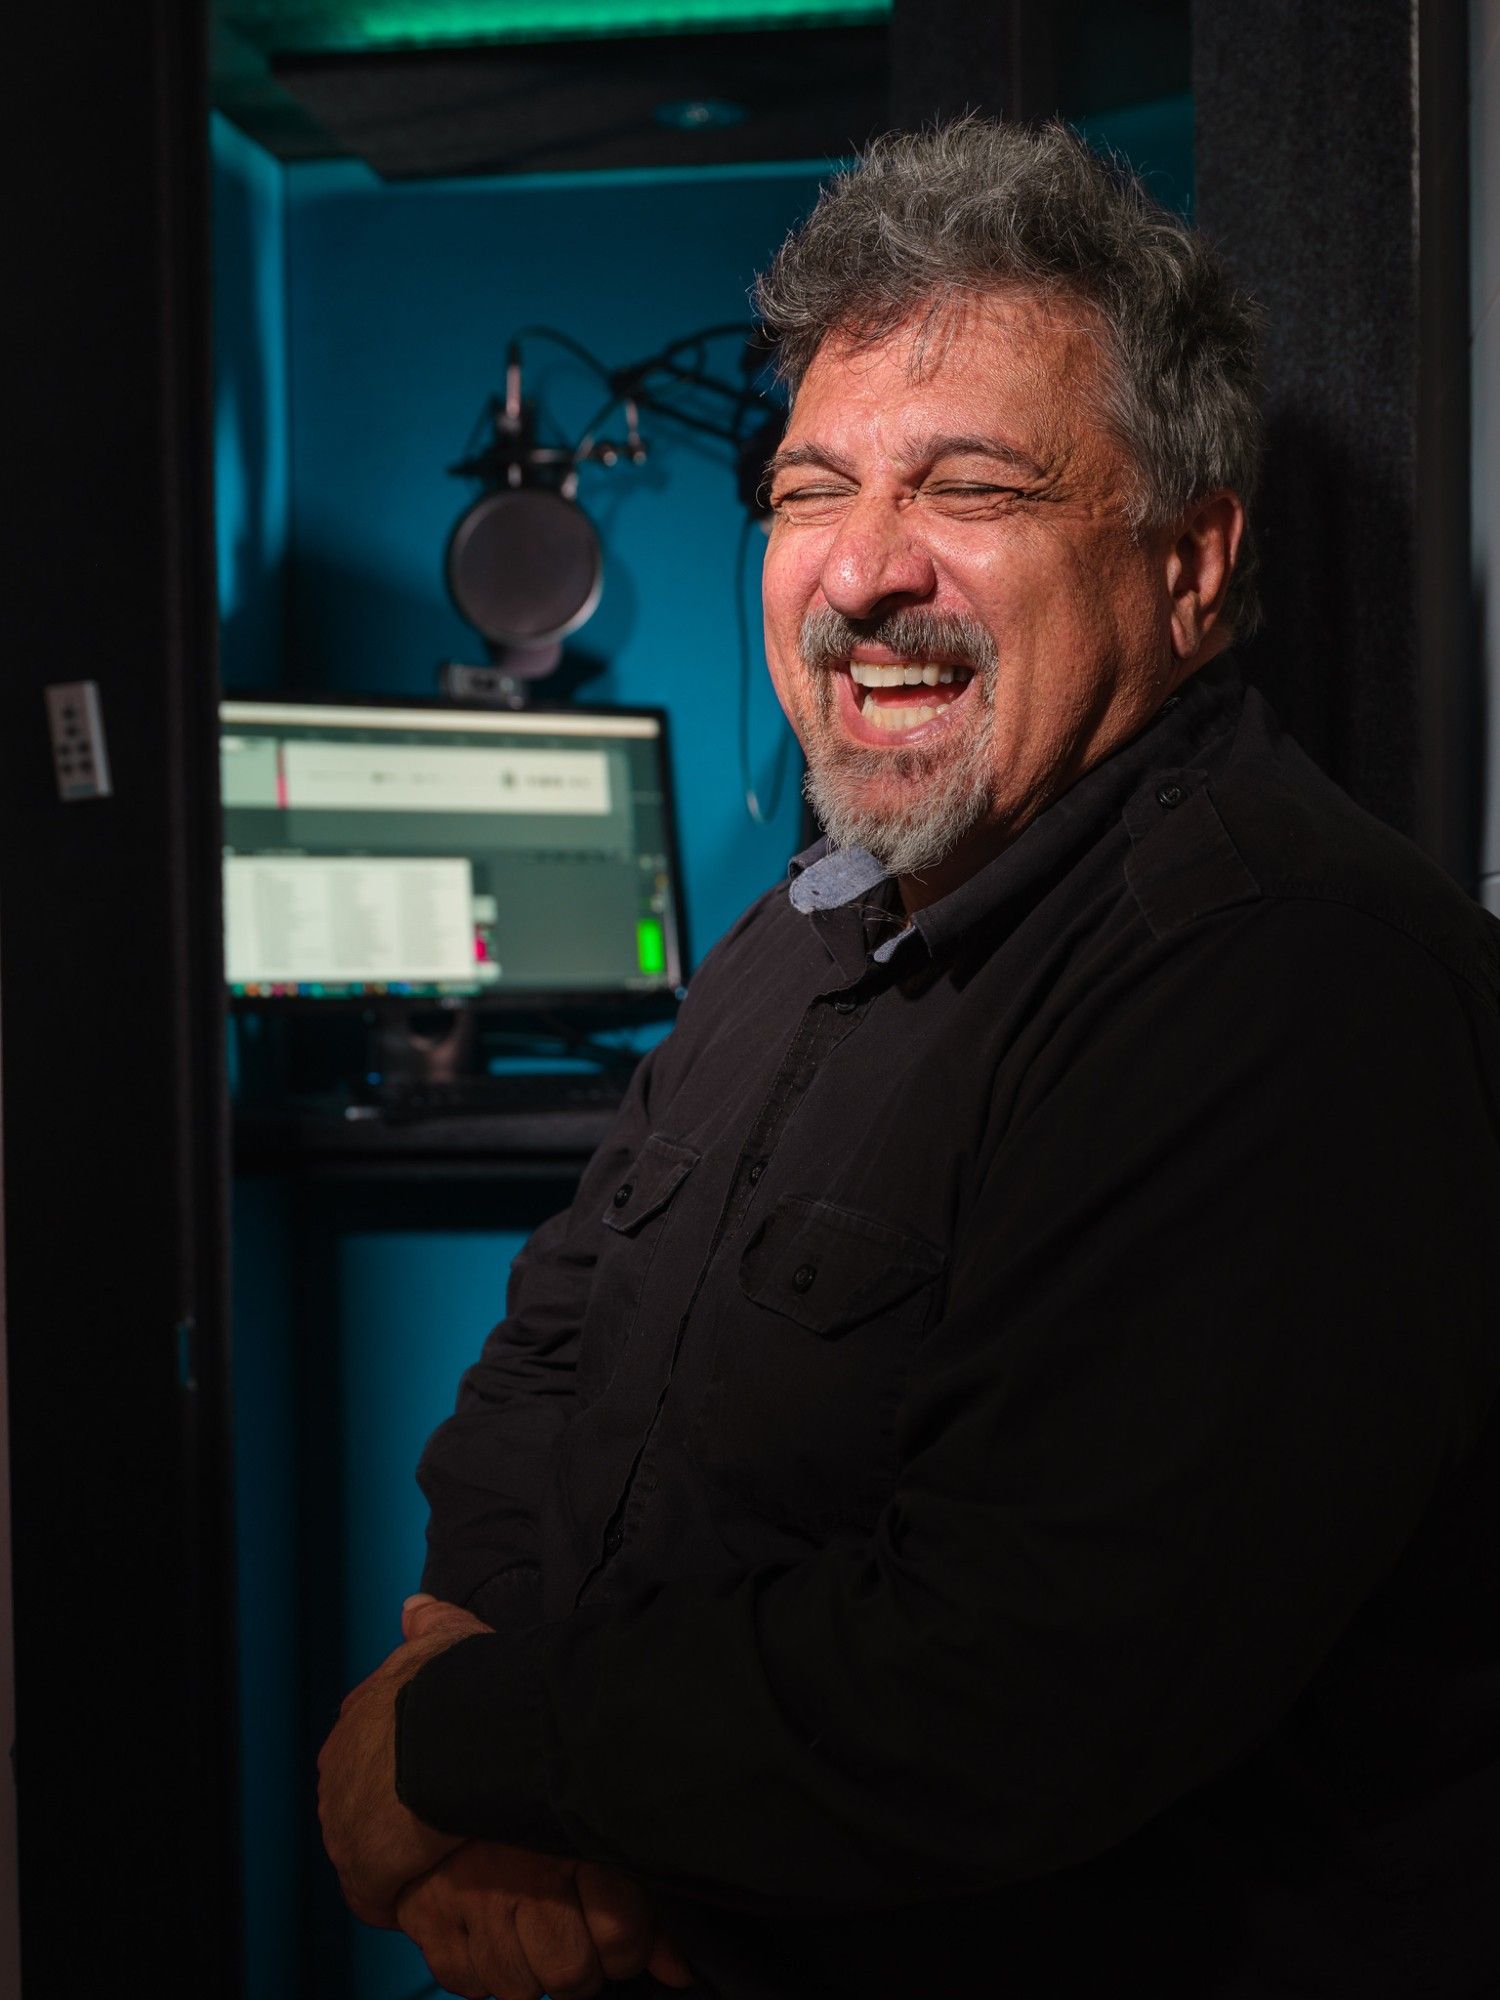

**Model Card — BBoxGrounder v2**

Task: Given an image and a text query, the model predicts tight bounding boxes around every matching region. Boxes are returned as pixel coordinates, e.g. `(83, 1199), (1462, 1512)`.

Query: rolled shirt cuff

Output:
(394, 1626), (573, 1851)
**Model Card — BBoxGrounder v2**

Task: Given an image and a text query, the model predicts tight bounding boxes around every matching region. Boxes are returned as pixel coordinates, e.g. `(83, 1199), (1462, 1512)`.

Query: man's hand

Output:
(397, 1841), (696, 2000)
(317, 1595), (492, 1928)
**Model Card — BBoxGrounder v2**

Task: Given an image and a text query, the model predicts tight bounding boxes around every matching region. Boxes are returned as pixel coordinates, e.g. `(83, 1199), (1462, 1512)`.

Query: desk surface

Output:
(234, 1099), (614, 1183)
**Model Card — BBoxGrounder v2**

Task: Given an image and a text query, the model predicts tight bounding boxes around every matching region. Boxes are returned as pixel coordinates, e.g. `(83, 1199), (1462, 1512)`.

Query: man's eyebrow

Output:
(899, 432), (1052, 479)
(763, 442), (857, 481)
(764, 434), (1052, 482)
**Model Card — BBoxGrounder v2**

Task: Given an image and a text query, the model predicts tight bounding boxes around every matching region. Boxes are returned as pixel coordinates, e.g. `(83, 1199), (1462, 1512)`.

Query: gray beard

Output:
(802, 722), (996, 876)
(797, 607), (999, 878)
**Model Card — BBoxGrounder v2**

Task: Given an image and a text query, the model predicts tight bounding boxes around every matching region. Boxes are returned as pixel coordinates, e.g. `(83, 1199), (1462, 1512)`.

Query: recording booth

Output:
(9, 2), (1481, 1995)
(3, 8), (1199, 1987)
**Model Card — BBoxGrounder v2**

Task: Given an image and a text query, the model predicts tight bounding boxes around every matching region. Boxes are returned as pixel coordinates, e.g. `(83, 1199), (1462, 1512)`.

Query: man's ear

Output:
(1165, 490), (1245, 662)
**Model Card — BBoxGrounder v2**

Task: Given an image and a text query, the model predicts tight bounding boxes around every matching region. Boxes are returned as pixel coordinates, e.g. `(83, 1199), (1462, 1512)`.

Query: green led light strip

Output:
(235, 1), (890, 55)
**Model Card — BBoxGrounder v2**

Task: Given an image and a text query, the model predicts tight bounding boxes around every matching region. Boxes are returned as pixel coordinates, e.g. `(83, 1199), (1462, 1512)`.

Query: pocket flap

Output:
(601, 1134), (699, 1235)
(739, 1195), (944, 1335)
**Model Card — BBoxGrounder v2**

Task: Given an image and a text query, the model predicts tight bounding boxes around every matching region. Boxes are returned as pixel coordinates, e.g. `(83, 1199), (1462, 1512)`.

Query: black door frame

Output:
(2, 4), (240, 1988)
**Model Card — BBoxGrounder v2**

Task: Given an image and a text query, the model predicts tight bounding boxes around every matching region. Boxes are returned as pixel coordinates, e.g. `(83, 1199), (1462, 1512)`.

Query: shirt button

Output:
(603, 1522), (623, 1555)
(748, 1159), (766, 1184)
(612, 1183), (632, 1208)
(792, 1263), (817, 1292)
(1156, 781), (1185, 810)
(833, 996), (858, 1014)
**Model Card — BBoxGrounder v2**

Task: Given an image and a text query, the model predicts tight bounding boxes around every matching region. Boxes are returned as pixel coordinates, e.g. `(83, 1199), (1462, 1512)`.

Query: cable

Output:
(611, 322), (771, 449)
(460, 320), (779, 473)
(627, 388), (740, 447)
(735, 510), (795, 825)
(510, 323), (616, 386)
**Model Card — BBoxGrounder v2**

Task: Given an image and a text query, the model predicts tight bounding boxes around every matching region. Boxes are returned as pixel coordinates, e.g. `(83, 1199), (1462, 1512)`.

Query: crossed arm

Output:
(317, 1593), (694, 1999)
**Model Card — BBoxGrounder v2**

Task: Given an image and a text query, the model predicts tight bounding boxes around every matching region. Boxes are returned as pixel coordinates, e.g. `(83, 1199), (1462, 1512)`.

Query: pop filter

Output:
(445, 485), (603, 668)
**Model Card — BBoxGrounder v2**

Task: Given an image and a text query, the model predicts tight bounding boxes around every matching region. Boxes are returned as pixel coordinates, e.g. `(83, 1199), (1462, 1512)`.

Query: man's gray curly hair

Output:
(754, 118), (1265, 637)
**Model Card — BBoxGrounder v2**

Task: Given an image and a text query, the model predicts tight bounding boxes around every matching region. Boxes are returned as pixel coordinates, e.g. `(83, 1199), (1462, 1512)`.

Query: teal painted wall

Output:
(215, 92), (1192, 1999)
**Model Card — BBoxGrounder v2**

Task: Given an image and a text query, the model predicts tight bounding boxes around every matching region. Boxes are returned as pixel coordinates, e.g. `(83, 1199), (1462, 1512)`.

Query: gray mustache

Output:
(799, 607), (997, 675)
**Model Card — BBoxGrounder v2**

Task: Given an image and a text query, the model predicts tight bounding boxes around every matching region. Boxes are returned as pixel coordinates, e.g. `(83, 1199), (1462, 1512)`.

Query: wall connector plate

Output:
(46, 681), (113, 802)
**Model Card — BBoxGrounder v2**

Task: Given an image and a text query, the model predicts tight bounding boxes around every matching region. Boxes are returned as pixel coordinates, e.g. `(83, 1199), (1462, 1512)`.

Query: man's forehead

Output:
(781, 293), (1096, 470)
(805, 288), (1098, 382)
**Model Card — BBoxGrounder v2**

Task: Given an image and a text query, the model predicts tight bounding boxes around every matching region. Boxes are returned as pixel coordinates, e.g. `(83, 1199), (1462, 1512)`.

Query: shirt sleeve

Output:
(414, 1040), (664, 1627)
(396, 899), (1500, 1909)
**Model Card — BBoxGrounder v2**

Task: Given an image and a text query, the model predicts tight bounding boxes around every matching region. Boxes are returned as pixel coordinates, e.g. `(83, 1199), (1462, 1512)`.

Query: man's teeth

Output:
(848, 662), (973, 688)
(863, 700), (941, 732)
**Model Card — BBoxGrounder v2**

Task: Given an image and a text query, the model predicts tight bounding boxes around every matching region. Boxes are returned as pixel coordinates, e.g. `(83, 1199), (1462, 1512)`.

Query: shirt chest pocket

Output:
(688, 1195), (945, 1534)
(576, 1133), (699, 1403)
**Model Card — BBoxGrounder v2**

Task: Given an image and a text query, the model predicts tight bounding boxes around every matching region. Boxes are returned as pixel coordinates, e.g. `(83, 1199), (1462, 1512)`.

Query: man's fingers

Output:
(648, 1931), (698, 1989)
(401, 1593), (437, 1641)
(575, 1861), (656, 1981)
(464, 1906), (545, 2000)
(333, 1604), (493, 1737)
(513, 1887), (604, 2000)
(400, 1890), (488, 2000)
(403, 1594), (490, 1645)
(414, 1930), (488, 2000)
(334, 1621), (449, 1723)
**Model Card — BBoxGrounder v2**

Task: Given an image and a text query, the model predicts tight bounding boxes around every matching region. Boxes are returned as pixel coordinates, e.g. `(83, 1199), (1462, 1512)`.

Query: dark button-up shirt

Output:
(397, 659), (1500, 1999)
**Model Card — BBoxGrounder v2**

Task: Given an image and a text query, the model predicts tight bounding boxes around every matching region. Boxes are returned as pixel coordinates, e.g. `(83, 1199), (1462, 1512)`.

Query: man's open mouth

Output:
(838, 660), (978, 739)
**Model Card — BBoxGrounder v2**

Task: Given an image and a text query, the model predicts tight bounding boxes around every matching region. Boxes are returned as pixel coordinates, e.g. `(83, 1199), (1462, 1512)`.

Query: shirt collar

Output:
(787, 657), (1246, 965)
(786, 844), (888, 914)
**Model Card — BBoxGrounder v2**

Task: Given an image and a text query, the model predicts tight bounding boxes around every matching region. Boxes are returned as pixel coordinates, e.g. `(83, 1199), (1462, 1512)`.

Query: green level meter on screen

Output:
(636, 919), (667, 976)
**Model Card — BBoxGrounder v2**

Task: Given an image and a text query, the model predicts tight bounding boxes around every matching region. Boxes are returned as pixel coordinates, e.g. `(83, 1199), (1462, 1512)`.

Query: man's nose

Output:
(819, 501), (937, 620)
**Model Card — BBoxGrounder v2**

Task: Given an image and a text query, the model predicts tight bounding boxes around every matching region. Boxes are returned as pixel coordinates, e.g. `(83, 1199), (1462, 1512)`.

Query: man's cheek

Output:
(765, 656), (814, 738)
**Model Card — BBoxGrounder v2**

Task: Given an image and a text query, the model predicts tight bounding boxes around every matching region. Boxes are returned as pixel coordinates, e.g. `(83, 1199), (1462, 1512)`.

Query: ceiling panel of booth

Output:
(213, 2), (890, 169)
